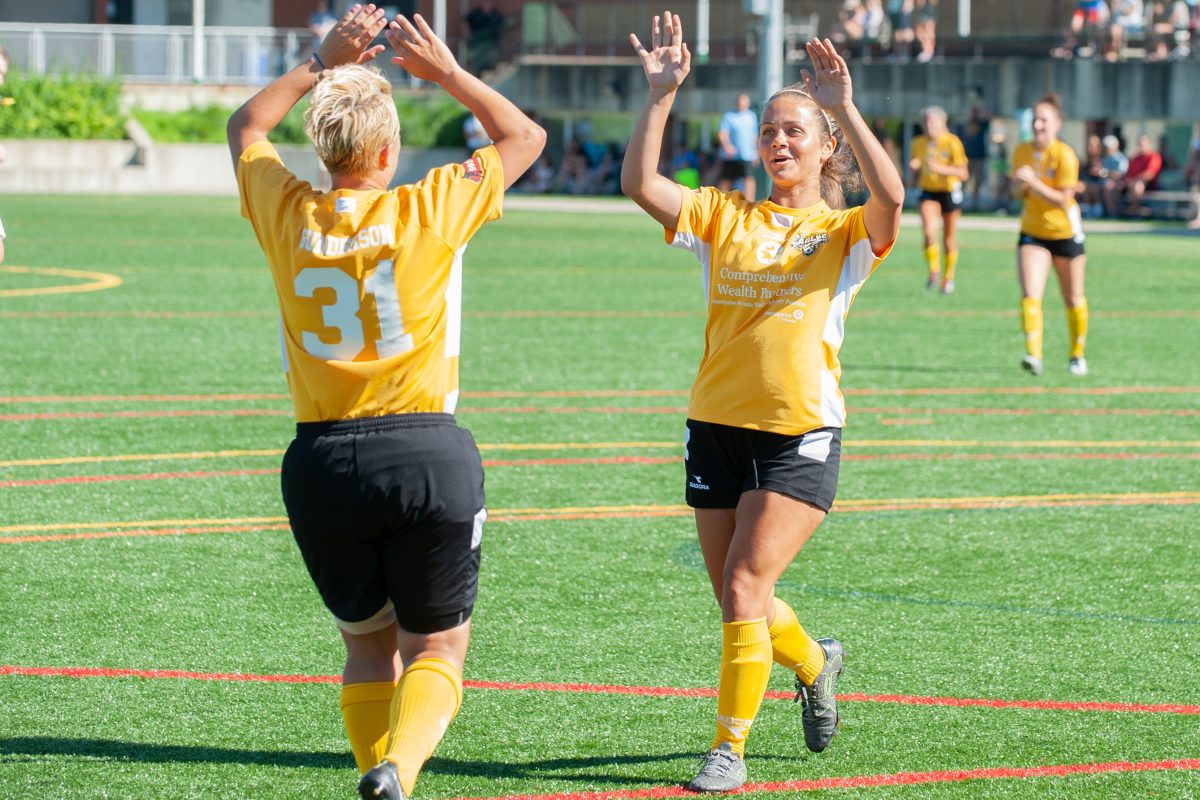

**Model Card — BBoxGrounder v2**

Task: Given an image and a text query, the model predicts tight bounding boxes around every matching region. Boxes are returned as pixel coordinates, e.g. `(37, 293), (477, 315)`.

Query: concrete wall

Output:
(0, 140), (464, 195)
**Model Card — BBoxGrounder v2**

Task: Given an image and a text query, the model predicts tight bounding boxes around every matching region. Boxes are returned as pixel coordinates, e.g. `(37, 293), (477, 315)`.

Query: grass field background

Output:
(1, 195), (1198, 799)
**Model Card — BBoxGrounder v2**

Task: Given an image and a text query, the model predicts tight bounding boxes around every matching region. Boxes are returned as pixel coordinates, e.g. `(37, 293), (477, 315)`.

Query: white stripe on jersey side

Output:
(444, 244), (467, 413)
(670, 232), (713, 302)
(1068, 203), (1086, 243)
(820, 238), (879, 427)
(278, 315), (289, 374)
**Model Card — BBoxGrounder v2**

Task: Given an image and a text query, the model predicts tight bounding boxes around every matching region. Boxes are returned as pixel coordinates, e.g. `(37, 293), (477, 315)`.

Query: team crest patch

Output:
(789, 232), (829, 256)
(461, 157), (483, 183)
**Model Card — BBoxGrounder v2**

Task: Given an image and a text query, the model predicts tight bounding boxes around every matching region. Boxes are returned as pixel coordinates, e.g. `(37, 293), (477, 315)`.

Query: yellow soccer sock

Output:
(712, 618), (773, 757)
(925, 245), (941, 275)
(384, 658), (463, 795)
(1021, 297), (1044, 359)
(340, 681), (397, 773)
(767, 597), (826, 686)
(1067, 299), (1088, 359)
(944, 250), (958, 282)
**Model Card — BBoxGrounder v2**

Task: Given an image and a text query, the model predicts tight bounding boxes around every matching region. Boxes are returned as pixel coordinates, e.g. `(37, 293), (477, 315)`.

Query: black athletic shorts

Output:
(281, 412), (485, 635)
(719, 159), (754, 181)
(684, 419), (842, 512)
(919, 188), (963, 213)
(1018, 232), (1086, 258)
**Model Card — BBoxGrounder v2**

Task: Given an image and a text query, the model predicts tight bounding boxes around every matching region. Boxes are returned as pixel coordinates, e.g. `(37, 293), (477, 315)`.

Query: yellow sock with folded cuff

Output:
(767, 597), (826, 686)
(712, 618), (773, 757)
(1021, 297), (1044, 359)
(340, 681), (397, 773)
(925, 245), (941, 275)
(1067, 300), (1088, 358)
(944, 250), (958, 282)
(384, 658), (463, 795)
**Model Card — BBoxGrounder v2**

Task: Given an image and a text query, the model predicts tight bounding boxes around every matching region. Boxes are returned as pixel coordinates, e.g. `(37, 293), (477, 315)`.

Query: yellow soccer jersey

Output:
(912, 133), (967, 193)
(667, 187), (893, 435)
(237, 141), (503, 422)
(1013, 140), (1083, 242)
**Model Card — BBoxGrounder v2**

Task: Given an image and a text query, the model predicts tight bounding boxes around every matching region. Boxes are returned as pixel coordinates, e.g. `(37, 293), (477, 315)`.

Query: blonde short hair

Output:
(304, 64), (400, 177)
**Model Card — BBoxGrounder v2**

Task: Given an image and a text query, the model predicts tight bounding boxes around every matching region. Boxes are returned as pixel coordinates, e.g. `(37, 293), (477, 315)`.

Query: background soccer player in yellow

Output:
(622, 11), (904, 793)
(1011, 93), (1089, 377)
(909, 106), (968, 293)
(226, 6), (545, 799)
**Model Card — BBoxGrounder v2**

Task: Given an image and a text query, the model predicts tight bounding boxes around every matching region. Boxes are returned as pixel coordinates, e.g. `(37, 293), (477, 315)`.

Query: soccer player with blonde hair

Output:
(909, 105), (968, 293)
(1011, 93), (1089, 377)
(226, 5), (545, 799)
(622, 10), (904, 792)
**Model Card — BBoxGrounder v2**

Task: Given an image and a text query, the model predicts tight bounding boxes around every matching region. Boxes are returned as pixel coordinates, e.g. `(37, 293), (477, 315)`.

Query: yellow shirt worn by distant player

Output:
(911, 133), (967, 193)
(237, 141), (503, 422)
(668, 187), (893, 435)
(1012, 139), (1083, 242)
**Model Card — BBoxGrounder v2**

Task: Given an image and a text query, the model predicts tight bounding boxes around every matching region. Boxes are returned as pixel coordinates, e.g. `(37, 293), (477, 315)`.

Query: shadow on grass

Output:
(0, 737), (351, 770)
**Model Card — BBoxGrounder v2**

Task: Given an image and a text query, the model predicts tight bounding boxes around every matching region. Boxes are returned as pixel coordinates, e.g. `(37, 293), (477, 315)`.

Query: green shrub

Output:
(0, 70), (125, 140)
(130, 92), (467, 148)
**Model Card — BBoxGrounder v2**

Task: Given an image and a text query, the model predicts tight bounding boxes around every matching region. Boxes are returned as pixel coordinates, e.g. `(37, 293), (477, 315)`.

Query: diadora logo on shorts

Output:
(688, 474), (710, 490)
(461, 157), (483, 182)
(789, 232), (829, 256)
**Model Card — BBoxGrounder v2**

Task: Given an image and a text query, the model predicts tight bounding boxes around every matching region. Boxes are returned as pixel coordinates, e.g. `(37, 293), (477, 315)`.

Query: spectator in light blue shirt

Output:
(717, 93), (761, 200)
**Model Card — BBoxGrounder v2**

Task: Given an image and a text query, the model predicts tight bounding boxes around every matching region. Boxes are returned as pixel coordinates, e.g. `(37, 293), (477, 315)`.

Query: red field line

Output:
(447, 760), (1200, 800)
(853, 406), (1200, 417)
(0, 393), (288, 404)
(0, 409), (290, 421)
(4, 666), (1198, 716)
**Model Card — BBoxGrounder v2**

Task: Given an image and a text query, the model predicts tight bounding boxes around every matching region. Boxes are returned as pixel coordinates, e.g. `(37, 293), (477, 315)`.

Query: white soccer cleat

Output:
(1068, 357), (1089, 376)
(1022, 355), (1044, 376)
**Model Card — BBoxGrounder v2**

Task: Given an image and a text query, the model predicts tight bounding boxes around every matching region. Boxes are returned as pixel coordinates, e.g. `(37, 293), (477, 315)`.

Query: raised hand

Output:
(316, 3), (388, 68)
(801, 38), (853, 111)
(386, 13), (460, 83)
(629, 10), (692, 95)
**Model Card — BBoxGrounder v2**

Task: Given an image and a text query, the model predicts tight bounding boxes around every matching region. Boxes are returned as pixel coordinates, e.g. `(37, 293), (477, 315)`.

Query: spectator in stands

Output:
(464, 0), (505, 73)
(462, 112), (491, 155)
(988, 123), (1012, 214)
(1188, 125), (1200, 229)
(1080, 134), (1107, 217)
(1148, 0), (1191, 58)
(553, 137), (591, 194)
(889, 0), (915, 59)
(1053, 0), (1111, 58)
(717, 93), (760, 201)
(914, 0), (938, 61)
(308, 1), (338, 47)
(960, 85), (992, 210)
(1100, 134), (1129, 216)
(1118, 133), (1163, 216)
(1107, 0), (1145, 59)
(513, 153), (554, 193)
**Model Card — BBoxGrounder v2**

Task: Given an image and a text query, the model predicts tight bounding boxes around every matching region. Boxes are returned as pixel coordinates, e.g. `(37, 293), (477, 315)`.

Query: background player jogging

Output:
(621, 10), (904, 793)
(909, 105), (968, 294)
(226, 5), (545, 798)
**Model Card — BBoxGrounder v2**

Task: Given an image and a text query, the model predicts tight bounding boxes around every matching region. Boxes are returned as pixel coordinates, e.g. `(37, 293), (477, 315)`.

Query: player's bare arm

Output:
(387, 14), (545, 189)
(802, 38), (904, 253)
(226, 3), (387, 166)
(621, 10), (692, 230)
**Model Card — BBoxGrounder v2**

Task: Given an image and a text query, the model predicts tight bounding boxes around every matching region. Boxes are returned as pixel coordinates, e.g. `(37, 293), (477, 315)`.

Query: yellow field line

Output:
(0, 266), (122, 297)
(6, 491), (1197, 534)
(0, 449), (287, 468)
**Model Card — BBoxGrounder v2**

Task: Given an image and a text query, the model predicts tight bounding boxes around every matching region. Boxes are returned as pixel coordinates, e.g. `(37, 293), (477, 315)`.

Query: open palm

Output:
(801, 38), (853, 110)
(629, 10), (691, 93)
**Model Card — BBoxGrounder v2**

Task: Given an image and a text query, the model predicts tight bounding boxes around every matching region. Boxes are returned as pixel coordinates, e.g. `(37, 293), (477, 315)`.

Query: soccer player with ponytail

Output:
(621, 10), (904, 792)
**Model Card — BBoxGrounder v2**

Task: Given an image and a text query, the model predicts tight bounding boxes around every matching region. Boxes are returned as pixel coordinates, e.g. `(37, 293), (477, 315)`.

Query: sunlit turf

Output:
(1, 196), (1198, 798)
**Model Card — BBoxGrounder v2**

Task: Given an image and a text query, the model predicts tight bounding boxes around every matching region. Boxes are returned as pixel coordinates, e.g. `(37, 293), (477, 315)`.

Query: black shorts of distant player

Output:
(1018, 231), (1085, 259)
(719, 158), (755, 182)
(919, 188), (963, 214)
(281, 412), (485, 635)
(683, 419), (842, 512)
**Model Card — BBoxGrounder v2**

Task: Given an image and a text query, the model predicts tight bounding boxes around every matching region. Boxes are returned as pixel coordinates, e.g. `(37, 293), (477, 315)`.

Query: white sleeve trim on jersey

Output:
(669, 231), (713, 304)
(819, 237), (879, 428)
